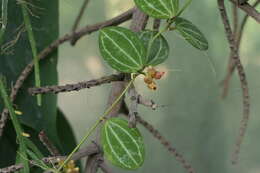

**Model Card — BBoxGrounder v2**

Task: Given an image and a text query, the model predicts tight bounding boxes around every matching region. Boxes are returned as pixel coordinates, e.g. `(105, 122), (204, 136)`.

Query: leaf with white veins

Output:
(101, 118), (145, 170)
(99, 26), (146, 73)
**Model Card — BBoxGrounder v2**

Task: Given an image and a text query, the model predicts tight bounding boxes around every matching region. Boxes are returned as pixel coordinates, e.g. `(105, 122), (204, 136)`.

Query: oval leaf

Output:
(134, 0), (176, 19)
(173, 0), (179, 15)
(99, 26), (146, 73)
(101, 118), (145, 170)
(174, 17), (209, 50)
(138, 30), (169, 66)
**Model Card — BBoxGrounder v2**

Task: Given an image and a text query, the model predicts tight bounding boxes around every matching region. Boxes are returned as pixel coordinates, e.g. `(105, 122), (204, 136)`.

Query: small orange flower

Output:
(144, 67), (165, 90)
(144, 76), (153, 84)
(154, 71), (165, 80)
(147, 67), (157, 78)
(147, 82), (157, 90)
(58, 160), (79, 173)
(65, 160), (79, 173)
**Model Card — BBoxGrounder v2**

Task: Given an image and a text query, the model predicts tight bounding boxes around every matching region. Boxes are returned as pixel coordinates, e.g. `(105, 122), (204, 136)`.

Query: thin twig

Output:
(221, 0), (260, 98)
(127, 87), (158, 127)
(38, 130), (60, 156)
(28, 74), (125, 95)
(0, 8), (134, 138)
(218, 0), (250, 164)
(72, 8), (134, 44)
(220, 3), (239, 99)
(229, 0), (260, 23)
(71, 0), (91, 45)
(232, 4), (239, 36)
(237, 0), (260, 45)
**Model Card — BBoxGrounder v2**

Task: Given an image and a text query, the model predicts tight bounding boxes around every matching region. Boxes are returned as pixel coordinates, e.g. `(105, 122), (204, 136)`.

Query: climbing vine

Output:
(0, 0), (258, 172)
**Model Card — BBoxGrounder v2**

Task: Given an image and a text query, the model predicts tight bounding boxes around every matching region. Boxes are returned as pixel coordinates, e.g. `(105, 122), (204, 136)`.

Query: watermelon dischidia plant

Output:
(57, 0), (208, 171)
(1, 0), (256, 171)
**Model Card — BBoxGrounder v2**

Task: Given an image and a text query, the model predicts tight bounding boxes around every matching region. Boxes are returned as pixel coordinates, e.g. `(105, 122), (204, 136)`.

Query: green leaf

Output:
(134, 0), (176, 19)
(173, 0), (179, 15)
(174, 17), (208, 50)
(99, 26), (146, 73)
(0, 0), (59, 144)
(138, 30), (169, 66)
(101, 118), (145, 170)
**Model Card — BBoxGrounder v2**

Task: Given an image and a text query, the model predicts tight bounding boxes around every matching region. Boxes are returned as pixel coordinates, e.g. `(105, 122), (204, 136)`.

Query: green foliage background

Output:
(59, 0), (260, 173)
(0, 0), (77, 168)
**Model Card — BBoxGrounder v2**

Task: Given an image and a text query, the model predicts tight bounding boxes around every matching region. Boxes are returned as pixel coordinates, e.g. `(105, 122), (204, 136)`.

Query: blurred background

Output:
(58, 0), (260, 173)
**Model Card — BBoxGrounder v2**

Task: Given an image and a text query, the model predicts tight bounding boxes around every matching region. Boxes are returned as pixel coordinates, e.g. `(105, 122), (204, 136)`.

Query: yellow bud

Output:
(147, 82), (157, 90)
(21, 132), (30, 137)
(147, 67), (157, 78)
(14, 110), (23, 115)
(154, 71), (165, 80)
(144, 76), (153, 84)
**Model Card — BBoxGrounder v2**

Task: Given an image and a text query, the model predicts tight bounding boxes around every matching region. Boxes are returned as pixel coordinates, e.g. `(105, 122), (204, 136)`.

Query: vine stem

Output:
(0, 0), (8, 45)
(20, 3), (42, 106)
(0, 77), (30, 172)
(57, 76), (136, 172)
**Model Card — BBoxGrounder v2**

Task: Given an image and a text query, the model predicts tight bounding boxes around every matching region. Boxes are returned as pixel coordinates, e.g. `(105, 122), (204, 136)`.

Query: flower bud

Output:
(144, 76), (153, 84)
(147, 67), (156, 78)
(147, 82), (157, 90)
(154, 71), (165, 79)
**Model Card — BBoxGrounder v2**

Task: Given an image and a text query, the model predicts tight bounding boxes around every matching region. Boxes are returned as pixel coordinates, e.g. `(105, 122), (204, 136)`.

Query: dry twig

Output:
(229, 0), (260, 23)
(71, 0), (91, 45)
(218, 0), (250, 164)
(28, 74), (125, 95)
(221, 0), (260, 98)
(38, 130), (60, 156)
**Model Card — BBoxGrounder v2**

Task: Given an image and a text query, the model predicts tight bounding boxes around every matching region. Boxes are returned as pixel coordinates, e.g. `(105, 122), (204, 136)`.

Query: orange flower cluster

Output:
(58, 160), (79, 173)
(144, 67), (165, 90)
